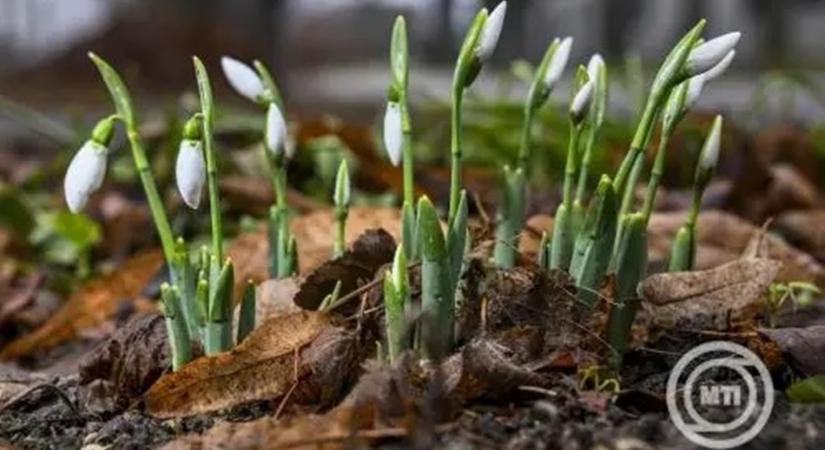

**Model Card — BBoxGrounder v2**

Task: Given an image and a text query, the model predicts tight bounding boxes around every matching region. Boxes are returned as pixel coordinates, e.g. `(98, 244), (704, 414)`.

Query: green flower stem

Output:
(401, 103), (414, 206)
(193, 57), (223, 262)
(563, 122), (583, 209)
(641, 128), (674, 222)
(575, 126), (598, 205)
(334, 208), (347, 258)
(270, 153), (288, 207)
(88, 54), (175, 262)
(517, 106), (535, 171)
(448, 84), (464, 224)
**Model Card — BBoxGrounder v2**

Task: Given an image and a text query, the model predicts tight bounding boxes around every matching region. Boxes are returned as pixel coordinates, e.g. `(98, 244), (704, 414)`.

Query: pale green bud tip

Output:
(544, 36), (572, 89)
(334, 159), (351, 207)
(586, 53), (604, 82)
(176, 139), (206, 209)
(417, 196), (446, 259)
(182, 115), (203, 140)
(266, 102), (288, 157)
(221, 56), (265, 103)
(391, 245), (407, 292)
(476, 1), (507, 63)
(91, 116), (116, 146)
(64, 140), (108, 213)
(686, 32), (741, 76)
(383, 101), (403, 166)
(699, 115), (723, 172)
(570, 79), (594, 124)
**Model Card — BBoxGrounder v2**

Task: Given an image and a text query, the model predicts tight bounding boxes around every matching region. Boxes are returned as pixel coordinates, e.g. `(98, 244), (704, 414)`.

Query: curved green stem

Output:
(517, 105), (535, 172)
(193, 57), (223, 262)
(641, 128), (673, 223)
(562, 122), (583, 209)
(448, 84), (463, 225)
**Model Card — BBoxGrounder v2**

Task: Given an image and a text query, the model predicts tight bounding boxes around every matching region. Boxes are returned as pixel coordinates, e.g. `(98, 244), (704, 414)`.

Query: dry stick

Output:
(0, 383), (83, 418)
(472, 191), (492, 227)
(327, 261), (421, 312)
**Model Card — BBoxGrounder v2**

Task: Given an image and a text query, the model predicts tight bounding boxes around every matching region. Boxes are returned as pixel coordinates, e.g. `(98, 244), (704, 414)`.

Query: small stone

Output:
(531, 400), (560, 423)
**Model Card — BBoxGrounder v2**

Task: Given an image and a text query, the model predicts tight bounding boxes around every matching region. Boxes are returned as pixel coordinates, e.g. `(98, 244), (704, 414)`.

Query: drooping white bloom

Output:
(544, 36), (572, 89)
(699, 115), (723, 172)
(265, 102), (287, 156)
(64, 140), (108, 212)
(221, 56), (265, 102)
(684, 73), (706, 110)
(334, 160), (350, 207)
(703, 50), (736, 81)
(476, 1), (507, 63)
(586, 53), (605, 82)
(570, 80), (594, 123)
(383, 102), (403, 166)
(686, 32), (741, 76)
(175, 139), (206, 209)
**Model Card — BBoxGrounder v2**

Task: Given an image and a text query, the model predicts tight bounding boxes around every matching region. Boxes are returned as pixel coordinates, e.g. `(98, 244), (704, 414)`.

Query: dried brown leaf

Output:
(641, 258), (780, 330)
(0, 250), (164, 360)
(144, 311), (330, 418)
(760, 326), (825, 376)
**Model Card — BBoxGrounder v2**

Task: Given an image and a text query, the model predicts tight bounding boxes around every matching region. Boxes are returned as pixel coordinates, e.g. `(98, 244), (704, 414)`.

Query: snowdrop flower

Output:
(544, 37), (572, 90)
(703, 50), (736, 81)
(684, 74), (706, 110)
(221, 56), (265, 103)
(686, 32), (741, 77)
(334, 159), (350, 208)
(586, 53), (605, 82)
(570, 80), (594, 124)
(64, 140), (108, 212)
(265, 102), (287, 156)
(383, 102), (403, 166)
(699, 115), (723, 173)
(476, 1), (507, 63)
(175, 139), (206, 209)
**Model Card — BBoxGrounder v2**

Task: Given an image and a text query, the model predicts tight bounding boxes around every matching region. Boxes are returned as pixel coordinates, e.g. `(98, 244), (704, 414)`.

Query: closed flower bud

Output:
(586, 53), (605, 82)
(684, 73), (706, 110)
(703, 50), (736, 81)
(334, 159), (350, 207)
(391, 244), (407, 293)
(476, 1), (507, 63)
(175, 139), (206, 209)
(64, 140), (108, 212)
(221, 56), (265, 103)
(544, 36), (572, 90)
(699, 115), (723, 173)
(266, 102), (287, 156)
(686, 32), (741, 77)
(383, 102), (403, 166)
(570, 79), (594, 124)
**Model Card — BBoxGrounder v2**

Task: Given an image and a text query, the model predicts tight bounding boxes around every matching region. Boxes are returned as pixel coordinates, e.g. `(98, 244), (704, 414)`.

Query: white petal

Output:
(383, 102), (403, 167)
(684, 73), (706, 110)
(175, 139), (206, 209)
(700, 116), (723, 171)
(64, 141), (107, 212)
(284, 136), (297, 159)
(266, 103), (287, 156)
(570, 80), (594, 122)
(544, 36), (572, 89)
(586, 53), (604, 81)
(476, 1), (507, 63)
(221, 56), (265, 102)
(703, 50), (736, 81)
(686, 32), (741, 76)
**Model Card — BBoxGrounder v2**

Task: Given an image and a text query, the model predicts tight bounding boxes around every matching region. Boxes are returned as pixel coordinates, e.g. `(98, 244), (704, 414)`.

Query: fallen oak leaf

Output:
(0, 249), (164, 360)
(641, 258), (780, 331)
(144, 311), (331, 418)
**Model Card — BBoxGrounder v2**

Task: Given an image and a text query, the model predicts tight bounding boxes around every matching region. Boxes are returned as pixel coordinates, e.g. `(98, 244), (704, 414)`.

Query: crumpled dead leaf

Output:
(0, 250), (164, 361)
(144, 311), (332, 418)
(760, 325), (825, 376)
(641, 258), (780, 330)
(648, 210), (825, 288)
(78, 313), (171, 414)
(295, 229), (395, 311)
(776, 209), (825, 260)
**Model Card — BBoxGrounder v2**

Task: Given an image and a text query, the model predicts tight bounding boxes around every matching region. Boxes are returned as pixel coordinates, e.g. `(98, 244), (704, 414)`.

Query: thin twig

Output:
(326, 261), (421, 312)
(0, 383), (82, 418)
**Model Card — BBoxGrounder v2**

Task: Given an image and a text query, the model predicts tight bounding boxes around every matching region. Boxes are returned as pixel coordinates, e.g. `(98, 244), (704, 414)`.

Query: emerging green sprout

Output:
(669, 115), (723, 271)
(333, 159), (350, 258)
(175, 115), (206, 209)
(64, 116), (115, 212)
(384, 246), (409, 362)
(160, 283), (191, 372)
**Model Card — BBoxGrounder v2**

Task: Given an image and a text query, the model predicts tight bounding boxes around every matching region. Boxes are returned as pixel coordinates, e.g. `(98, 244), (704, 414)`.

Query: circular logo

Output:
(666, 341), (774, 449)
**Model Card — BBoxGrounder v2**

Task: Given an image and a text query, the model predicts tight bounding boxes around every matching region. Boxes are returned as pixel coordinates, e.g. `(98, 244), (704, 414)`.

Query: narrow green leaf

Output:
(788, 375), (825, 403)
(237, 280), (256, 344)
(571, 176), (618, 308)
(88, 52), (135, 126)
(390, 16), (409, 91)
(417, 196), (446, 261)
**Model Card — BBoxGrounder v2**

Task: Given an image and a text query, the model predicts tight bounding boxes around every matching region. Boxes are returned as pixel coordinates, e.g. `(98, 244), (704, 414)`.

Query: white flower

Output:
(64, 140), (108, 212)
(703, 50), (736, 81)
(544, 36), (572, 89)
(570, 80), (594, 123)
(334, 160), (350, 207)
(476, 1), (507, 63)
(383, 102), (403, 166)
(221, 56), (265, 102)
(684, 73), (706, 110)
(699, 115), (723, 172)
(175, 139), (206, 209)
(266, 102), (287, 156)
(686, 32), (741, 76)
(586, 53), (604, 82)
